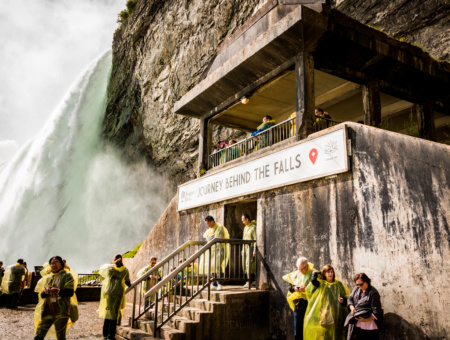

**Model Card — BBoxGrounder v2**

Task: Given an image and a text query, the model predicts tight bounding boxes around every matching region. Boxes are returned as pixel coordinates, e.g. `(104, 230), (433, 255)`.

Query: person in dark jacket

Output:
(345, 273), (383, 340)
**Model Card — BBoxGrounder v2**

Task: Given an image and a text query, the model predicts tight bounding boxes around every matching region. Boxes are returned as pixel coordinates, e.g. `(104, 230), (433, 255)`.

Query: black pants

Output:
(294, 299), (308, 340)
(7, 293), (19, 308)
(354, 327), (380, 340)
(212, 273), (224, 286)
(103, 318), (118, 340)
(34, 316), (69, 340)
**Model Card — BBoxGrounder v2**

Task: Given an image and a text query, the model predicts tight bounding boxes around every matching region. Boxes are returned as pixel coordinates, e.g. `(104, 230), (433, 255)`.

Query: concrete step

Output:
(116, 325), (162, 340)
(136, 319), (185, 340)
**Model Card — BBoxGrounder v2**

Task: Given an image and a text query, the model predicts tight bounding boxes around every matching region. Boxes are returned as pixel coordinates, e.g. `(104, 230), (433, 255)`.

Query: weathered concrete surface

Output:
(103, 0), (450, 204)
(128, 123), (449, 339)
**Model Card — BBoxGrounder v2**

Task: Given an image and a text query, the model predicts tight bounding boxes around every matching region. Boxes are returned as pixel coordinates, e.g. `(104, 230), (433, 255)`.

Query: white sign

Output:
(177, 128), (349, 211)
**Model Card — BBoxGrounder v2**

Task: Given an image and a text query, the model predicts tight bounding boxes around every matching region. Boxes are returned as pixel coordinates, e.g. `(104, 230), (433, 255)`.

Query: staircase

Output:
(117, 286), (269, 340)
(116, 238), (269, 340)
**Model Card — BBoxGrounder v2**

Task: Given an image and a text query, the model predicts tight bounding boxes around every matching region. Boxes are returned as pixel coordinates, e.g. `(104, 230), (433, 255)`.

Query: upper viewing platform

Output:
(174, 0), (450, 176)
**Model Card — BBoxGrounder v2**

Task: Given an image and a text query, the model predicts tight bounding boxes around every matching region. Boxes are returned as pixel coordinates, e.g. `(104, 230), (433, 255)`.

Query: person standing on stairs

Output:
(97, 254), (131, 340)
(137, 256), (162, 308)
(199, 215), (230, 291)
(241, 214), (257, 288)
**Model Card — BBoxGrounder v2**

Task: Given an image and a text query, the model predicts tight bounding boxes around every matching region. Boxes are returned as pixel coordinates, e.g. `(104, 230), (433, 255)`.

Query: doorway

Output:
(224, 200), (257, 280)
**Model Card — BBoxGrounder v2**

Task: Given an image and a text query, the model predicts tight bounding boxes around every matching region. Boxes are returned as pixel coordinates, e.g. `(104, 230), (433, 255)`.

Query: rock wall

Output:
(126, 123), (450, 339)
(103, 0), (450, 204)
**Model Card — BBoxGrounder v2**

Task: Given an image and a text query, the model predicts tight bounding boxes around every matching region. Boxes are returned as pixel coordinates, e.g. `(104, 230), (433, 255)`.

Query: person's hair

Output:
(63, 259), (66, 263)
(0, 261), (3, 265)
(296, 257), (308, 268)
(242, 214), (251, 221)
(150, 256), (157, 261)
(48, 256), (64, 266)
(17, 259), (24, 264)
(264, 115), (272, 120)
(353, 273), (371, 286)
(316, 108), (324, 114)
(114, 254), (122, 260)
(205, 215), (215, 222)
(321, 264), (335, 281)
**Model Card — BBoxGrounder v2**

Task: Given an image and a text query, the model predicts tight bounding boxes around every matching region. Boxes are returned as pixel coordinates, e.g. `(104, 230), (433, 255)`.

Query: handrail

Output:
(128, 238), (256, 336)
(126, 240), (206, 293)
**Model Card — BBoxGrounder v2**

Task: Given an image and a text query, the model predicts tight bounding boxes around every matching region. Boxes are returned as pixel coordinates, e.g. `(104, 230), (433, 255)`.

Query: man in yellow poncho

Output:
(241, 214), (257, 288)
(304, 264), (350, 340)
(283, 257), (315, 340)
(137, 256), (162, 308)
(1, 258), (27, 309)
(199, 215), (230, 291)
(98, 254), (131, 340)
(33, 256), (78, 340)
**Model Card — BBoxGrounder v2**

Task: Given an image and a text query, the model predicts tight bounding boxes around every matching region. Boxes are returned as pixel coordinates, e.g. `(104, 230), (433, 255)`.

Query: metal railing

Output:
(313, 116), (340, 132)
(208, 117), (296, 169)
(78, 273), (102, 287)
(126, 238), (255, 337)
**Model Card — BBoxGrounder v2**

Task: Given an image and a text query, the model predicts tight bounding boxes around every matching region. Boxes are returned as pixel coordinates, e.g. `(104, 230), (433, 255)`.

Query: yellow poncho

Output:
(97, 264), (130, 323)
(34, 269), (79, 339)
(199, 223), (230, 275)
(304, 278), (351, 340)
(282, 263), (315, 311)
(242, 221), (257, 275)
(1, 263), (27, 295)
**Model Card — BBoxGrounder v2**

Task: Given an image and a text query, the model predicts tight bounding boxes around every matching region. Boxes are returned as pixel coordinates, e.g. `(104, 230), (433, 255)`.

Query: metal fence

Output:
(78, 273), (102, 287)
(208, 117), (296, 169)
(313, 116), (340, 132)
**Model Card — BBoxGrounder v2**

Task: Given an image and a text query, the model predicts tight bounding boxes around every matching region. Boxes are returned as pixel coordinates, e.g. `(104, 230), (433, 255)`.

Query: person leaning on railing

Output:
(226, 140), (241, 162)
(251, 115), (277, 150)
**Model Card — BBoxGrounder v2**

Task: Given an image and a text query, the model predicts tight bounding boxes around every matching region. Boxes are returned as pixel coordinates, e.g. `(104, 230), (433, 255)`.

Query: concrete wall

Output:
(129, 123), (449, 339)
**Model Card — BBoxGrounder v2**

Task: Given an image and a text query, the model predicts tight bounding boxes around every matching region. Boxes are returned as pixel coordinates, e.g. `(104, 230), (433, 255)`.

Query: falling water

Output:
(0, 51), (164, 272)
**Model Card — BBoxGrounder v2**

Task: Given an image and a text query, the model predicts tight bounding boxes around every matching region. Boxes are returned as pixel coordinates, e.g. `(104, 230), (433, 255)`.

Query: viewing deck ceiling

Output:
(174, 5), (450, 123)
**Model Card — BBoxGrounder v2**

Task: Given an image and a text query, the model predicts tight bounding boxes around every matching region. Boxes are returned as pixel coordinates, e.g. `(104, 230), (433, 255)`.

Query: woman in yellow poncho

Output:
(198, 215), (230, 291)
(304, 264), (351, 340)
(34, 256), (78, 340)
(97, 254), (131, 340)
(1, 259), (27, 309)
(241, 214), (257, 287)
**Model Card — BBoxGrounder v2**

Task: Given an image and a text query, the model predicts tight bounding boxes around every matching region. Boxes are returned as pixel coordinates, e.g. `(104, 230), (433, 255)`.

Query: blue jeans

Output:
(294, 299), (308, 340)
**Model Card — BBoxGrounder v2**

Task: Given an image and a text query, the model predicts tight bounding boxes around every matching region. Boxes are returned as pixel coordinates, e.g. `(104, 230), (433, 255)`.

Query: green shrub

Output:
(117, 9), (129, 24)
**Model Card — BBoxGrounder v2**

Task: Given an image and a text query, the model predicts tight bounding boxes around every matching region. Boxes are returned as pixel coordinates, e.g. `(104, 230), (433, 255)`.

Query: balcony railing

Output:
(78, 273), (102, 287)
(207, 116), (340, 170)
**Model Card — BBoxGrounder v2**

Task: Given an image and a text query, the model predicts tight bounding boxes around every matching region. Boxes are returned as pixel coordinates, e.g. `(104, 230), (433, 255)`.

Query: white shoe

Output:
(217, 284), (222, 291)
(211, 285), (217, 290)
(243, 282), (249, 288)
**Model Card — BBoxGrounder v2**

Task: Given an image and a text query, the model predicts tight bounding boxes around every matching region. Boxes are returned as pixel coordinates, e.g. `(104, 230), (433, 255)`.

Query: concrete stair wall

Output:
(117, 286), (270, 340)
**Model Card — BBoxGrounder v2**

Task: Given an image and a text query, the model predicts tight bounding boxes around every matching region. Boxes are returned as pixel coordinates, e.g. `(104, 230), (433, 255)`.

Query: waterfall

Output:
(0, 51), (163, 272)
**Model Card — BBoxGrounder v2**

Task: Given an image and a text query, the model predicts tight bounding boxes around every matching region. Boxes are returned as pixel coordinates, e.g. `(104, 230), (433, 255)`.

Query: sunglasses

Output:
(356, 282), (365, 287)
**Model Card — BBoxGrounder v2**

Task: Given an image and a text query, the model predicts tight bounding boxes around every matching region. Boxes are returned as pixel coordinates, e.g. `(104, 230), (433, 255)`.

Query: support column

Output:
(295, 52), (315, 140)
(197, 117), (211, 177)
(416, 101), (436, 141)
(362, 81), (381, 127)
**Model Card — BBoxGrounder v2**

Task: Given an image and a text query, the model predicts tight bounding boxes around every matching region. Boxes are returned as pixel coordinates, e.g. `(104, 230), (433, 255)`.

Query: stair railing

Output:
(125, 240), (207, 326)
(128, 238), (255, 337)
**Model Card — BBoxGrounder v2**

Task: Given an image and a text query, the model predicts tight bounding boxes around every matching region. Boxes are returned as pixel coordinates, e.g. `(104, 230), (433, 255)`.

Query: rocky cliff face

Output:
(103, 0), (450, 203)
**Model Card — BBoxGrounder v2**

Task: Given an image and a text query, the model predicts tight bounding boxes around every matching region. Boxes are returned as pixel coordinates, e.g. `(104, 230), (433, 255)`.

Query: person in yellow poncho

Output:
(137, 256), (162, 308)
(97, 254), (131, 340)
(199, 215), (230, 291)
(241, 214), (257, 288)
(33, 256), (78, 340)
(1, 258), (27, 309)
(283, 257), (315, 340)
(304, 264), (351, 340)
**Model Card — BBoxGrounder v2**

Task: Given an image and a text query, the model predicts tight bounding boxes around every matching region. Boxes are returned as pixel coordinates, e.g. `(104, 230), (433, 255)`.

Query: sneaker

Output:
(217, 284), (223, 291)
(251, 281), (256, 287)
(243, 282), (249, 288)
(211, 285), (217, 290)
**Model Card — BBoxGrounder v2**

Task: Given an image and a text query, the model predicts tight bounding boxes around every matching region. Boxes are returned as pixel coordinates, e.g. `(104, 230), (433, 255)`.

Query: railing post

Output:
(247, 243), (251, 290)
(154, 292), (159, 337)
(208, 247), (211, 301)
(132, 287), (137, 328)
